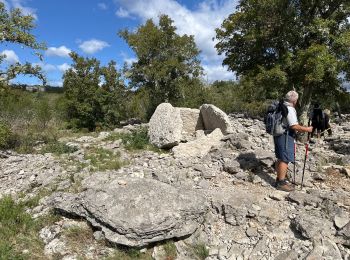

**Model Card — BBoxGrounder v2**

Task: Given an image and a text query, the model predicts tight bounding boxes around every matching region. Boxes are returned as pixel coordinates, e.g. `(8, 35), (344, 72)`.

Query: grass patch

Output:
(163, 241), (177, 260)
(106, 247), (153, 260)
(191, 243), (209, 260)
(105, 127), (166, 153)
(39, 141), (78, 155)
(0, 196), (60, 259)
(84, 147), (124, 171)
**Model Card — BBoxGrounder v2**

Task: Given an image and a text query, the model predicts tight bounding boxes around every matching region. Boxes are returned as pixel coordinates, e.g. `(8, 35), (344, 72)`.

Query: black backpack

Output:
(265, 100), (289, 136)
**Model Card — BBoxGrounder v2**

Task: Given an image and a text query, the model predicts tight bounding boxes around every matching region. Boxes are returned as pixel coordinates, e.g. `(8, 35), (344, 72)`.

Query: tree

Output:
(0, 2), (46, 88)
(63, 52), (126, 130)
(119, 14), (203, 117)
(216, 0), (350, 122)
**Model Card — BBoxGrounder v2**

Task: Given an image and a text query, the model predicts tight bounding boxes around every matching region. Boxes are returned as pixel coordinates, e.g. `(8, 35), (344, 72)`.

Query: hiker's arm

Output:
(290, 124), (313, 133)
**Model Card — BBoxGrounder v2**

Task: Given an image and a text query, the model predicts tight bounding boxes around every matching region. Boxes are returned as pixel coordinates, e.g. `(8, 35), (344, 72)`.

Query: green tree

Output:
(0, 2), (46, 88)
(63, 53), (126, 130)
(98, 60), (128, 127)
(216, 0), (350, 122)
(119, 14), (203, 117)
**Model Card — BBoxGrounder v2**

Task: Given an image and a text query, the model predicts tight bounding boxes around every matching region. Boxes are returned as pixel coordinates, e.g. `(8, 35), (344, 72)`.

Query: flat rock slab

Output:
(172, 128), (223, 159)
(49, 176), (208, 247)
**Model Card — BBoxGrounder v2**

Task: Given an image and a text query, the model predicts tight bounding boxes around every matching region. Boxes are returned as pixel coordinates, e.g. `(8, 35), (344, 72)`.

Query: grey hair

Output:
(285, 90), (299, 103)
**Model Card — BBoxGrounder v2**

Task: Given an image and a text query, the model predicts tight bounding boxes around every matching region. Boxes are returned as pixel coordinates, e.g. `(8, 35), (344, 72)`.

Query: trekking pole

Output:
(293, 142), (296, 184)
(301, 131), (310, 190)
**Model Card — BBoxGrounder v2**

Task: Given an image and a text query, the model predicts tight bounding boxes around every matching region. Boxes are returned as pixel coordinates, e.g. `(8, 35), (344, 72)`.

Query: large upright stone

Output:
(200, 104), (233, 135)
(149, 103), (183, 148)
(49, 176), (208, 247)
(178, 107), (204, 141)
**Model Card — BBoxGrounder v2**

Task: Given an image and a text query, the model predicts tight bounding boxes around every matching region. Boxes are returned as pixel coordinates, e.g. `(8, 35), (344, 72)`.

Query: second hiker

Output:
(274, 90), (313, 192)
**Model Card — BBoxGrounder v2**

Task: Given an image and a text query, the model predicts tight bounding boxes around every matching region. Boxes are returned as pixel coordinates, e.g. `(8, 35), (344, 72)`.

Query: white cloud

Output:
(203, 63), (234, 82)
(114, 0), (239, 63)
(1, 50), (20, 64)
(116, 7), (131, 18)
(46, 46), (71, 58)
(10, 0), (38, 20)
(33, 62), (57, 72)
(58, 63), (71, 72)
(79, 39), (110, 54)
(120, 52), (137, 65)
(98, 2), (107, 10)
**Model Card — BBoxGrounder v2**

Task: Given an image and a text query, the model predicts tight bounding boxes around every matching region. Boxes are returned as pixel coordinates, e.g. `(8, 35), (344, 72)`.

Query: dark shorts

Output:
(274, 134), (295, 163)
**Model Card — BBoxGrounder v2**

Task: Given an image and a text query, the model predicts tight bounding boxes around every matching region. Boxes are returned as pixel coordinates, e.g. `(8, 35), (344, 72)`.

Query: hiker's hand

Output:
(306, 126), (313, 133)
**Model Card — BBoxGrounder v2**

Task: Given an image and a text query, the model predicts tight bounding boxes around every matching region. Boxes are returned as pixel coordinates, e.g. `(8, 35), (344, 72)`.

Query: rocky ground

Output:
(1, 114), (350, 260)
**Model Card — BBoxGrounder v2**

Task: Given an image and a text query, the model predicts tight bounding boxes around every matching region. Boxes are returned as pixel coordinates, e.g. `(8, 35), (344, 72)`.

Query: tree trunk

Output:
(298, 84), (313, 126)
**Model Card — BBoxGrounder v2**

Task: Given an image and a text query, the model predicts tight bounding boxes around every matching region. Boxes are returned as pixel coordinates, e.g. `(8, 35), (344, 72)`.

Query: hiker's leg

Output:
(276, 160), (288, 181)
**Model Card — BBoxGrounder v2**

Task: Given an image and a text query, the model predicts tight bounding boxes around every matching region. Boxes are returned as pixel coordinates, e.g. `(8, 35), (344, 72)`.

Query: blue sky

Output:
(0, 0), (238, 86)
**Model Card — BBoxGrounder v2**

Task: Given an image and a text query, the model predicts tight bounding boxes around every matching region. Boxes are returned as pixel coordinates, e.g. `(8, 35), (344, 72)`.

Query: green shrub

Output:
(107, 247), (153, 260)
(163, 241), (177, 259)
(0, 122), (12, 149)
(191, 243), (209, 260)
(84, 147), (124, 171)
(40, 141), (78, 155)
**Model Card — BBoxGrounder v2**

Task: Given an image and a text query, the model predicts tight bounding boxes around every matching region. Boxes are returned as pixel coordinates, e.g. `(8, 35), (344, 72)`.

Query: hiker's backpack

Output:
(265, 100), (289, 136)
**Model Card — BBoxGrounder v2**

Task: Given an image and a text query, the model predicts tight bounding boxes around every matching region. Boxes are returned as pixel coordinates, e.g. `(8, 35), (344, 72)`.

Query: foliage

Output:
(215, 0), (350, 121)
(120, 14), (203, 118)
(0, 89), (63, 153)
(107, 248), (153, 260)
(40, 141), (78, 155)
(0, 196), (59, 259)
(0, 2), (46, 88)
(63, 52), (127, 130)
(84, 147), (124, 171)
(0, 121), (12, 149)
(191, 243), (209, 260)
(163, 241), (177, 260)
(105, 127), (165, 152)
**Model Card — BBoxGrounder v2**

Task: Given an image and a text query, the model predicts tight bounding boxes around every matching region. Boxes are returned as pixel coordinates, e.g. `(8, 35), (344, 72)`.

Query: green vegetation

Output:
(191, 243), (209, 260)
(0, 2), (46, 88)
(163, 241), (177, 259)
(106, 248), (153, 260)
(120, 14), (205, 118)
(40, 141), (78, 155)
(105, 127), (166, 153)
(216, 0), (350, 122)
(0, 196), (60, 259)
(84, 147), (124, 171)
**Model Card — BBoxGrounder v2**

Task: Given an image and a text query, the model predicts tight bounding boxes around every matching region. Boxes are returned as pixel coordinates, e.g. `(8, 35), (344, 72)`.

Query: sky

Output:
(0, 0), (239, 87)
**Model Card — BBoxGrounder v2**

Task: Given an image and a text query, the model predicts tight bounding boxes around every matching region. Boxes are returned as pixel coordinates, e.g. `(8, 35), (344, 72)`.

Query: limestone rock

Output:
(178, 107), (204, 141)
(200, 104), (233, 135)
(172, 128), (223, 159)
(149, 103), (183, 148)
(291, 214), (334, 240)
(50, 176), (208, 247)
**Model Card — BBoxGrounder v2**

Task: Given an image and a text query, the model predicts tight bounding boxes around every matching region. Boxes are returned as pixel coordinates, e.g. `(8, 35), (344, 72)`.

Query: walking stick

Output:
(293, 142), (296, 184)
(301, 132), (310, 190)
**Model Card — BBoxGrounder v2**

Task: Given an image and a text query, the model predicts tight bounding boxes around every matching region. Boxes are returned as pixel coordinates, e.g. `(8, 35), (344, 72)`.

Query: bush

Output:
(0, 196), (55, 259)
(40, 141), (78, 155)
(0, 122), (12, 149)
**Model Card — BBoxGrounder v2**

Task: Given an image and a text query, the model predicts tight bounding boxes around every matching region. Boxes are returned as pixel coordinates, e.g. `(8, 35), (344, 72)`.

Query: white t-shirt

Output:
(284, 102), (298, 127)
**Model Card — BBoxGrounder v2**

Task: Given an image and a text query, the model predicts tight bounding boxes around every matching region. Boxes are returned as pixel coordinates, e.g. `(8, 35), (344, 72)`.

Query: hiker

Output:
(310, 103), (325, 138)
(323, 109), (332, 137)
(274, 90), (313, 192)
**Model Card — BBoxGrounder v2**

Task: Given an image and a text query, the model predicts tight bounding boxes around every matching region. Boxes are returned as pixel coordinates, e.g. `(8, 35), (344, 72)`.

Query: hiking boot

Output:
(276, 179), (295, 192)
